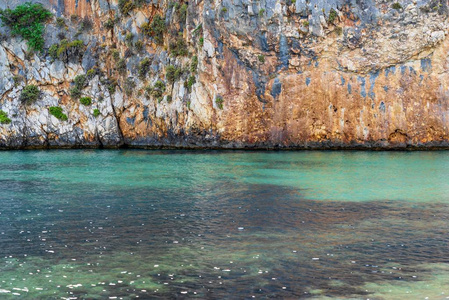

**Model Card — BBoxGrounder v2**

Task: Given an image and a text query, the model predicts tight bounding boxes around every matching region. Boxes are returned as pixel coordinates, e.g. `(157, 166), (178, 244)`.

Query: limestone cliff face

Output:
(0, 0), (449, 149)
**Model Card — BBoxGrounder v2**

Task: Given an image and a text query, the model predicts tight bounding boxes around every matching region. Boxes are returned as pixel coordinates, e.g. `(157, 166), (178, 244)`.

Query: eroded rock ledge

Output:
(0, 0), (448, 149)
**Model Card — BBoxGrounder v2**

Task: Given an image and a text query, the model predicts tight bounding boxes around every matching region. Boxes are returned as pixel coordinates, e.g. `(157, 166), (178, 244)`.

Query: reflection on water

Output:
(0, 150), (448, 299)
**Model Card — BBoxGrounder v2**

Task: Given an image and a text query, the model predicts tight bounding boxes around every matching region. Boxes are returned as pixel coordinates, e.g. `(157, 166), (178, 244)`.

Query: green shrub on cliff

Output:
(0, 110), (11, 124)
(20, 85), (41, 104)
(178, 4), (188, 23)
(70, 74), (89, 99)
(93, 109), (101, 117)
(215, 96), (224, 109)
(185, 75), (196, 92)
(56, 17), (66, 28)
(116, 58), (127, 74)
(141, 15), (165, 44)
(0, 2), (52, 52)
(124, 77), (136, 96)
(152, 80), (166, 101)
(190, 56), (198, 73)
(166, 65), (182, 84)
(80, 97), (92, 106)
(49, 39), (85, 61)
(138, 58), (151, 80)
(104, 18), (115, 30)
(169, 37), (188, 57)
(392, 2), (402, 9)
(118, 0), (135, 15)
(328, 9), (337, 23)
(49, 106), (68, 121)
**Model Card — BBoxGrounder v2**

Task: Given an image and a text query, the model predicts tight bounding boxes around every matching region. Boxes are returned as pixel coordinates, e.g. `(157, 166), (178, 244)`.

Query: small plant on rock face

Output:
(124, 77), (136, 96)
(80, 96), (92, 106)
(12, 75), (22, 87)
(134, 0), (146, 8)
(151, 80), (165, 101)
(104, 18), (115, 30)
(328, 8), (337, 23)
(49, 39), (85, 62)
(392, 2), (402, 9)
(70, 74), (88, 99)
(141, 14), (166, 44)
(169, 37), (188, 57)
(56, 17), (66, 28)
(135, 40), (144, 52)
(166, 65), (182, 84)
(86, 68), (97, 79)
(259, 8), (265, 17)
(199, 37), (204, 46)
(116, 58), (127, 74)
(0, 110), (11, 124)
(138, 57), (151, 80)
(178, 3), (188, 23)
(20, 85), (41, 104)
(78, 16), (92, 32)
(215, 96), (224, 109)
(0, 2), (53, 52)
(74, 74), (88, 89)
(125, 32), (134, 47)
(93, 108), (100, 117)
(258, 54), (265, 63)
(111, 49), (120, 61)
(49, 106), (68, 121)
(185, 75), (196, 93)
(190, 55), (198, 73)
(335, 26), (343, 35)
(118, 0), (135, 15)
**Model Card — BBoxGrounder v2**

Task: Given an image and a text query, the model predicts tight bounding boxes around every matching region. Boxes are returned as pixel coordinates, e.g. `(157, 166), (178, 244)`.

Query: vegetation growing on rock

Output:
(93, 109), (101, 117)
(70, 75), (88, 99)
(80, 97), (92, 106)
(138, 58), (151, 80)
(328, 9), (338, 23)
(141, 15), (166, 44)
(169, 37), (188, 57)
(190, 56), (198, 73)
(49, 106), (68, 121)
(392, 2), (403, 9)
(117, 58), (127, 74)
(166, 65), (182, 84)
(215, 96), (224, 109)
(0, 2), (52, 51)
(20, 85), (41, 104)
(185, 75), (196, 92)
(0, 110), (11, 124)
(49, 39), (84, 62)
(124, 77), (136, 96)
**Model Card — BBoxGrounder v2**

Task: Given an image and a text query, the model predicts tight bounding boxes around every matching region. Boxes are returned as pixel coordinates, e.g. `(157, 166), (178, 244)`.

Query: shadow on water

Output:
(1, 177), (449, 299)
(1, 150), (449, 298)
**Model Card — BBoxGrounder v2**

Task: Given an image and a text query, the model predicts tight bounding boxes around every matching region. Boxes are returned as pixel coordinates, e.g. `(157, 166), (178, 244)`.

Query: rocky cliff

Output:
(0, 0), (448, 149)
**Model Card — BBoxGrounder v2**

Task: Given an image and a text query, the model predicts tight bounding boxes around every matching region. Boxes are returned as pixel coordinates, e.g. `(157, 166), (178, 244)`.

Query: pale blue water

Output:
(0, 150), (448, 299)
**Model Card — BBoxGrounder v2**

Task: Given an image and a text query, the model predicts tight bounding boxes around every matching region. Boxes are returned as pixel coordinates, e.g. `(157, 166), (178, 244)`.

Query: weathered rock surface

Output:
(0, 0), (449, 149)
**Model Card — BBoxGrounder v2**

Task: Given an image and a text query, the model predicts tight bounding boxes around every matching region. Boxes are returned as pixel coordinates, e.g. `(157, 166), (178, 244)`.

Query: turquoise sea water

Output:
(0, 150), (448, 299)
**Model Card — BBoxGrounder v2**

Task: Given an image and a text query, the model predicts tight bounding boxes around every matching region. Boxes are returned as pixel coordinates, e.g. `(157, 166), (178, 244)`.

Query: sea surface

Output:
(0, 150), (448, 299)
